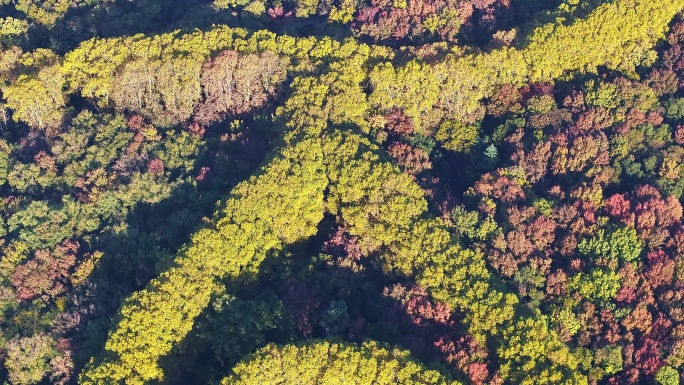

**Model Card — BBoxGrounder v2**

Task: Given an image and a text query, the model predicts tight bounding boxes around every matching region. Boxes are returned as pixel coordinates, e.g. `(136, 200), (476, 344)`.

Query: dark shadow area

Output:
(156, 213), (472, 384)
(509, 0), (603, 48)
(460, 0), (566, 49)
(13, 0), (596, 58)
(22, 0), (355, 55)
(24, 0), (213, 53)
(64, 117), (277, 375)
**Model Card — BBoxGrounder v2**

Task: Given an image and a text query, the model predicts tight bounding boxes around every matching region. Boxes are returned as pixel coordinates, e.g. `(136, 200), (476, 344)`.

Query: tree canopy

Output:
(1, 0), (684, 384)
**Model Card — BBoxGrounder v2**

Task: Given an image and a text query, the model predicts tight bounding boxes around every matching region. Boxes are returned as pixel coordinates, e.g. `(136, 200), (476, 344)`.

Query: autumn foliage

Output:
(1, 1), (684, 385)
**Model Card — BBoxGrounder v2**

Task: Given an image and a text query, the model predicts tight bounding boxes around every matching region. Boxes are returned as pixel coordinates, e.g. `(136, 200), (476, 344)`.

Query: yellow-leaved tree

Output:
(79, 133), (328, 384)
(224, 340), (461, 385)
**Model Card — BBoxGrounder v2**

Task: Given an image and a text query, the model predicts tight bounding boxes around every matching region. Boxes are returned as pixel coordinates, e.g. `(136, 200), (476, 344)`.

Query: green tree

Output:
(569, 269), (621, 303)
(193, 294), (294, 367)
(578, 227), (644, 265)
(0, 139), (10, 186)
(593, 346), (623, 378)
(665, 97), (684, 120)
(320, 300), (349, 337)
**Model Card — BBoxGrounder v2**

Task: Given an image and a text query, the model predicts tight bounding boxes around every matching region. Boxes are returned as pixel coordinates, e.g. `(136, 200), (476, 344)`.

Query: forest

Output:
(1, 0), (684, 384)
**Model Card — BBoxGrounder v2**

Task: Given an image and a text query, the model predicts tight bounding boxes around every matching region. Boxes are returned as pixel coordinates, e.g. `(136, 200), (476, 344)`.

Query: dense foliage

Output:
(1, 0), (684, 384)
(224, 340), (460, 384)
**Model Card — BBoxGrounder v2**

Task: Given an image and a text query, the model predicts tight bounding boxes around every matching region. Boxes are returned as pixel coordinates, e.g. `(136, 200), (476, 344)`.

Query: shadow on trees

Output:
(25, 0), (355, 55)
(19, 0), (596, 56)
(154, 214), (471, 384)
(68, 121), (274, 375)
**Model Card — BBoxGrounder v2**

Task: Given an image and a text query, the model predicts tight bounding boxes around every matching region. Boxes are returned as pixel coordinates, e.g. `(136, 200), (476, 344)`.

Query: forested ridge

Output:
(1, 0), (684, 384)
